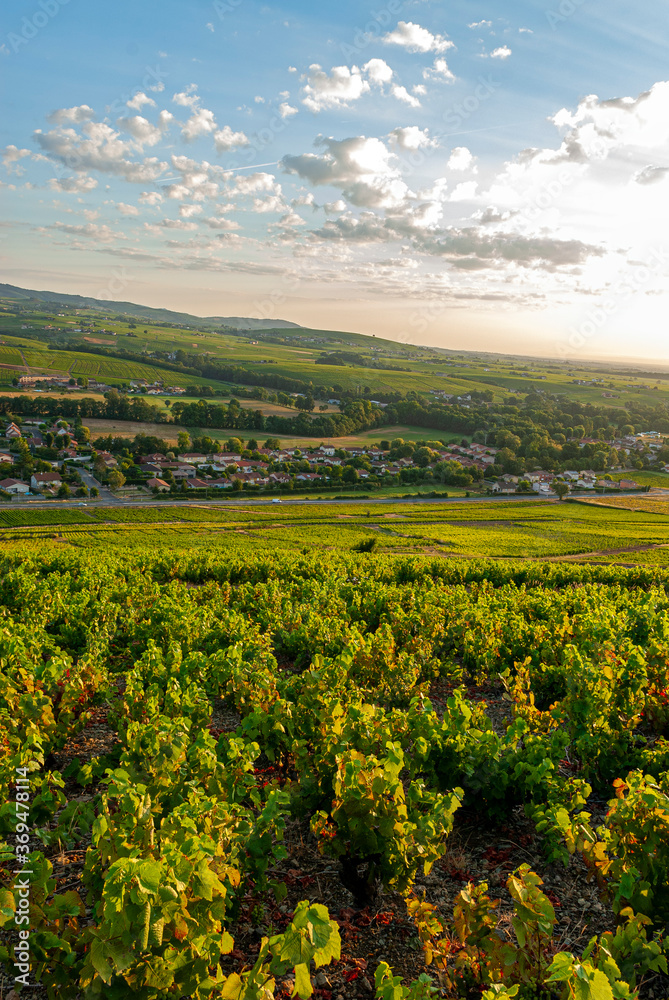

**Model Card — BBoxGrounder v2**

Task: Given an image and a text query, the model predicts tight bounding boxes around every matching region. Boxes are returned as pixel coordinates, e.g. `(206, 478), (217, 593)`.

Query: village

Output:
(0, 415), (656, 500)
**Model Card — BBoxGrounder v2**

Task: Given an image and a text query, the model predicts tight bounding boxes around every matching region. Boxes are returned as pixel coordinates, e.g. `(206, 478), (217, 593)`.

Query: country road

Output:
(1, 491), (651, 513)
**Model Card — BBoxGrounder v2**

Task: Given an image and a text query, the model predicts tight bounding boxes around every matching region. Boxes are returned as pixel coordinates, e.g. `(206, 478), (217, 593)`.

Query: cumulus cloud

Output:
(2, 146), (32, 175)
(147, 218), (199, 230)
(389, 126), (438, 151)
(116, 202), (140, 216)
(46, 105), (95, 125)
(139, 190), (163, 205)
(213, 126), (250, 152)
(179, 203), (203, 217)
(468, 20), (492, 28)
(382, 21), (454, 54)
(48, 175), (98, 193)
(391, 84), (421, 107)
(116, 115), (165, 146)
(182, 107), (218, 142)
(301, 64), (370, 112)
(282, 136), (411, 210)
(127, 92), (156, 111)
(163, 154), (223, 201)
(490, 46), (512, 59)
(422, 57), (455, 82)
(252, 195), (286, 213)
(172, 85), (200, 109)
(363, 58), (394, 86)
(51, 221), (121, 242)
(449, 181), (478, 201)
(447, 146), (477, 171)
(34, 121), (168, 183)
(279, 102), (298, 119)
(200, 216), (241, 230)
(234, 171), (280, 195)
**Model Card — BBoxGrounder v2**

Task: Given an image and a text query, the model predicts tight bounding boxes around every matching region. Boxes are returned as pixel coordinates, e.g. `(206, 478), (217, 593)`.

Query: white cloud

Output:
(48, 175), (98, 193)
(489, 46), (512, 59)
(149, 81), (165, 93)
(252, 195), (286, 213)
(288, 66), (297, 73)
(519, 27), (533, 33)
(468, 20), (492, 28)
(172, 85), (200, 109)
(46, 105), (95, 125)
(302, 64), (370, 112)
(35, 121), (168, 183)
(2, 146), (31, 175)
(324, 199), (347, 214)
(447, 146), (477, 171)
(279, 102), (298, 119)
(127, 92), (156, 111)
(116, 202), (140, 216)
(391, 84), (421, 107)
(382, 21), (454, 54)
(282, 136), (411, 211)
(139, 190), (163, 205)
(235, 171), (280, 195)
(205, 21), (214, 31)
(179, 203), (203, 217)
(423, 57), (455, 82)
(254, 96), (265, 104)
(51, 221), (121, 242)
(213, 126), (250, 152)
(182, 108), (217, 142)
(389, 126), (438, 151)
(200, 216), (240, 230)
(634, 165), (669, 185)
(449, 181), (478, 201)
(148, 218), (199, 230)
(116, 115), (164, 146)
(363, 58), (394, 86)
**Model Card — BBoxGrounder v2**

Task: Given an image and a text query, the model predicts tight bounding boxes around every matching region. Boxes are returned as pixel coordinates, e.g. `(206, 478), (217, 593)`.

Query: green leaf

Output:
(89, 937), (114, 985)
(137, 861), (162, 894)
(293, 962), (313, 998)
(573, 969), (614, 1000)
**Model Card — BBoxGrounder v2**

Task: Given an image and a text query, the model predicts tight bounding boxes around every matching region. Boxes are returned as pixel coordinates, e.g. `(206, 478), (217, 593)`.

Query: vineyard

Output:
(1, 536), (668, 1000)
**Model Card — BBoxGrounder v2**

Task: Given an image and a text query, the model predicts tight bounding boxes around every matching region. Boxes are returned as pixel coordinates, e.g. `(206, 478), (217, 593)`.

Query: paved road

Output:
(4, 491), (650, 512)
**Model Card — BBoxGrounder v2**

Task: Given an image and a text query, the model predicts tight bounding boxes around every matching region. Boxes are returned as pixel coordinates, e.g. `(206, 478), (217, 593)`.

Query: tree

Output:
(265, 438), (281, 450)
(90, 487), (99, 498)
(342, 466), (358, 484)
(108, 470), (126, 491)
(57, 483), (71, 498)
(554, 482), (570, 501)
(177, 431), (192, 452)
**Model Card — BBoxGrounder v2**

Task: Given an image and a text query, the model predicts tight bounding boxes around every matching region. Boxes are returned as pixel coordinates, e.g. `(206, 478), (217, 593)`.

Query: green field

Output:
(2, 524), (669, 997)
(1, 497), (667, 564)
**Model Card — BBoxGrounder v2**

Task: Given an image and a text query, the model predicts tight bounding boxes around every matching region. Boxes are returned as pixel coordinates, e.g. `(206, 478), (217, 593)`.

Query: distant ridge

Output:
(0, 282), (302, 331)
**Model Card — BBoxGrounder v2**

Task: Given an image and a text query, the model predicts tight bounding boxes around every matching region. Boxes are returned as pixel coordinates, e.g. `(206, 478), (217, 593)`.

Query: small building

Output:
(5, 423), (21, 439)
(0, 478), (29, 495)
(30, 472), (62, 490)
(146, 478), (170, 492)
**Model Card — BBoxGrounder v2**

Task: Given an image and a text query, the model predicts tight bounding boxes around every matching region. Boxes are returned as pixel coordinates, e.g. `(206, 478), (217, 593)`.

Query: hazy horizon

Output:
(2, 0), (668, 363)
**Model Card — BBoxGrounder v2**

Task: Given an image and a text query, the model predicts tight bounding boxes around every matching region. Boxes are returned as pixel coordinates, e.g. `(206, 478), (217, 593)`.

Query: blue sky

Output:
(2, 0), (669, 360)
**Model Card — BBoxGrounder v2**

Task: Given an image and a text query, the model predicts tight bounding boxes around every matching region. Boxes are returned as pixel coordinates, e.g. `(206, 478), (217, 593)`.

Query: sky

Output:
(1, 0), (669, 362)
